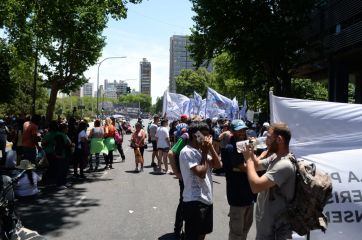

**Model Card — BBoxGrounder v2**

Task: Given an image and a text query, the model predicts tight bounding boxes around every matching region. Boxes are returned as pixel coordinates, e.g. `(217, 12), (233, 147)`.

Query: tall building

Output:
(116, 80), (129, 96)
(140, 58), (151, 96)
(169, 35), (212, 93)
(83, 82), (93, 97)
(294, 0), (362, 103)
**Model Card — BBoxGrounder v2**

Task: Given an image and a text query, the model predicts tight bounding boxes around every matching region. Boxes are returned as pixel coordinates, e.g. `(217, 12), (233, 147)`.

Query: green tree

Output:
(175, 68), (215, 97)
(151, 96), (163, 115)
(0, 0), (142, 120)
(0, 40), (16, 103)
(118, 94), (152, 112)
(189, 0), (321, 98)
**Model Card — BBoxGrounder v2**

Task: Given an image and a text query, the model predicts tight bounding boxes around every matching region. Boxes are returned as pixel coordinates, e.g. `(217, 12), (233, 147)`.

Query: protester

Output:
(241, 122), (296, 240)
(103, 117), (116, 169)
(89, 119), (107, 171)
(148, 115), (159, 167)
(156, 119), (171, 173)
(131, 122), (146, 172)
(179, 121), (222, 240)
(168, 127), (190, 239)
(15, 160), (41, 198)
(0, 119), (9, 166)
(22, 114), (41, 164)
(223, 120), (256, 240)
(55, 123), (72, 189)
(74, 122), (89, 178)
(41, 120), (58, 182)
(169, 120), (178, 147)
(112, 117), (126, 162)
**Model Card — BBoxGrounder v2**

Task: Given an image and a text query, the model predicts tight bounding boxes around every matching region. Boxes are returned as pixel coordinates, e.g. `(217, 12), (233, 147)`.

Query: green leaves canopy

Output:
(189, 0), (321, 97)
(0, 0), (142, 120)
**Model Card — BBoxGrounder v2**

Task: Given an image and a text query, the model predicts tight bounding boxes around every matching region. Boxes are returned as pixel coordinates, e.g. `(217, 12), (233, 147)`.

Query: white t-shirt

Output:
(149, 123), (158, 141)
(78, 130), (87, 149)
(155, 126), (169, 148)
(15, 171), (41, 197)
(179, 145), (213, 205)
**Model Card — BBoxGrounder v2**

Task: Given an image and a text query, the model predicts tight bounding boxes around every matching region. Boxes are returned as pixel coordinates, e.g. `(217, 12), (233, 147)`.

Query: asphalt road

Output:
(15, 119), (256, 240)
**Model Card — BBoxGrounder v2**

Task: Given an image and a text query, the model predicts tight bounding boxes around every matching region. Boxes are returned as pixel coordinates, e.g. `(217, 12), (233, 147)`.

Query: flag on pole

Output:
(229, 97), (239, 120)
(239, 97), (247, 120)
(162, 90), (189, 120)
(191, 91), (203, 116)
(206, 87), (233, 119)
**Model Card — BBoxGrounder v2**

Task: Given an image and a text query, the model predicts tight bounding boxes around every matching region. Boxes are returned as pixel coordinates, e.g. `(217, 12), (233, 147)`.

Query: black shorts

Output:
(151, 140), (157, 151)
(183, 201), (213, 238)
(157, 147), (170, 153)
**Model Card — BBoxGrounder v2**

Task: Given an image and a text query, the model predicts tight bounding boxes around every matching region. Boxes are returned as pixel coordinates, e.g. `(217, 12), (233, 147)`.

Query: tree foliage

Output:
(118, 93), (152, 112)
(175, 68), (215, 98)
(189, 0), (321, 97)
(0, 0), (142, 120)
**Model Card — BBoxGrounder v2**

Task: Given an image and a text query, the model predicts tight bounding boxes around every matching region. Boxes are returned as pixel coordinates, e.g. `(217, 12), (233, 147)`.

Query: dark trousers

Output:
(55, 157), (68, 186)
(74, 149), (86, 175)
(174, 179), (184, 234)
(116, 143), (125, 160)
(105, 150), (113, 166)
(0, 146), (6, 166)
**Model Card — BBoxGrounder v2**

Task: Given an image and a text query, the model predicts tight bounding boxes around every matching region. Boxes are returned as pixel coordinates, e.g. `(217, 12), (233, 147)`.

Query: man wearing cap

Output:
(174, 114), (188, 142)
(223, 119), (257, 240)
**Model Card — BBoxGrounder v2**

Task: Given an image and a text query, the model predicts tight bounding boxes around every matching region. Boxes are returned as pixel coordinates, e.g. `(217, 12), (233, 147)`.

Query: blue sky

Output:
(84, 0), (195, 103)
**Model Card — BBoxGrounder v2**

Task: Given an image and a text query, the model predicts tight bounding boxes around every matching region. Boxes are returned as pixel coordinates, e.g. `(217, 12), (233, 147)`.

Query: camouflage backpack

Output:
(285, 154), (332, 236)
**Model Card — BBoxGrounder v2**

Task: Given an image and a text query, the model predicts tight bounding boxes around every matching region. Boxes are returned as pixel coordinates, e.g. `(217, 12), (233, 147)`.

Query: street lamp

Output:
(96, 56), (127, 114)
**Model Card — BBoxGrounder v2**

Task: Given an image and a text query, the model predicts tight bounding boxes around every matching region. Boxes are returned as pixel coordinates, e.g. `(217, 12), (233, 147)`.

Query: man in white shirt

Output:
(156, 119), (170, 173)
(179, 121), (222, 240)
(149, 115), (159, 167)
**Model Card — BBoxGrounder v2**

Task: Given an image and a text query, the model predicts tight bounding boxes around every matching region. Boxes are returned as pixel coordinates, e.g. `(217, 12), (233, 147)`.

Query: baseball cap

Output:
(231, 120), (248, 131)
(180, 114), (188, 119)
(263, 122), (270, 128)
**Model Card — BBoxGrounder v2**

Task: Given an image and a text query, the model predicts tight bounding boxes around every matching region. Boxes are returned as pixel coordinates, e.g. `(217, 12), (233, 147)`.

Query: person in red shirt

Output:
(22, 115), (41, 163)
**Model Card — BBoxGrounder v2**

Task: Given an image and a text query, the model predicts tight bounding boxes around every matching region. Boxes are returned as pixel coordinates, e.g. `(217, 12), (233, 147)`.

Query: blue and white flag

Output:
(183, 99), (193, 117)
(206, 87), (233, 119)
(191, 91), (203, 116)
(162, 90), (189, 120)
(229, 97), (239, 120)
(239, 97), (247, 120)
(198, 99), (207, 119)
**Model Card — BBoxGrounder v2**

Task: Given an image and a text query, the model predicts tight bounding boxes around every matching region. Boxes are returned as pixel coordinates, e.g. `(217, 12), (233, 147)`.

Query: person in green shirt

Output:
(41, 120), (59, 183)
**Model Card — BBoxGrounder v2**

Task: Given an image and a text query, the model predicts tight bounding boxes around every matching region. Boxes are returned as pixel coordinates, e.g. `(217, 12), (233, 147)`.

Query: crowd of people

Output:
(0, 112), (296, 240)
(0, 114), (128, 194)
(145, 114), (295, 240)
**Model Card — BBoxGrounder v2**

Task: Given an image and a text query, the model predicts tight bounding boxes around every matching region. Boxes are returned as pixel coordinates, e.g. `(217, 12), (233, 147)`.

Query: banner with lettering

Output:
(270, 92), (362, 239)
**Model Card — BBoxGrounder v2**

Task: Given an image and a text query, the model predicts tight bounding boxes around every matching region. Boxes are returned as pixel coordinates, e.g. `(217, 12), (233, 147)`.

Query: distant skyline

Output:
(84, 0), (195, 103)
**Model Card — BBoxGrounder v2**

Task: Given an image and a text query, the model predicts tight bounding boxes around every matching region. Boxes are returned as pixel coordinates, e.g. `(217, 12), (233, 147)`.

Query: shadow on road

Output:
(15, 176), (111, 236)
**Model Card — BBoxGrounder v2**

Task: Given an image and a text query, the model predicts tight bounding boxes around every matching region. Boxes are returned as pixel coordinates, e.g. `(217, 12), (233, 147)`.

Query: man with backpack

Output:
(241, 122), (296, 240)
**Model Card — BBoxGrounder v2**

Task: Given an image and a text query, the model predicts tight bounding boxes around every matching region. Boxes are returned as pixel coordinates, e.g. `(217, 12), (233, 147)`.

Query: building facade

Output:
(294, 0), (362, 103)
(83, 82), (93, 97)
(169, 35), (212, 93)
(139, 58), (151, 96)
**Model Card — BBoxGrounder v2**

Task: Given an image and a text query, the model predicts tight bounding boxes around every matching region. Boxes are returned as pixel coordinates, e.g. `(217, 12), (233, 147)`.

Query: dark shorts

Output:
(183, 201), (213, 238)
(157, 147), (169, 153)
(151, 140), (157, 151)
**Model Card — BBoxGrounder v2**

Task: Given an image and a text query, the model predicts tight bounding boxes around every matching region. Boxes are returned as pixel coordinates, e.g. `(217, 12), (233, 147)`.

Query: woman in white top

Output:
(156, 119), (171, 173)
(15, 160), (41, 198)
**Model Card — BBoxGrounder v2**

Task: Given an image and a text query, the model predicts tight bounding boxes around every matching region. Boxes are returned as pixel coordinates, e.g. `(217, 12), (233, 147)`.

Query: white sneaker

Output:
(58, 185), (67, 190)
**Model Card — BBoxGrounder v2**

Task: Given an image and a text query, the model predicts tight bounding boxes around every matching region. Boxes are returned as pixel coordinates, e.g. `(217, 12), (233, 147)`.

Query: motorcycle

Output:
(0, 172), (46, 240)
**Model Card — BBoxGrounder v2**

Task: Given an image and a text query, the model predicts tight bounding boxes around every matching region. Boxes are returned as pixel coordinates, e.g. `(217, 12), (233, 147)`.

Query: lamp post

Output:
(96, 56), (127, 114)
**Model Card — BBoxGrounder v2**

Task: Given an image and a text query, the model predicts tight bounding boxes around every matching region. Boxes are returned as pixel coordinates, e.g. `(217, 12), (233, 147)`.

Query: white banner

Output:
(162, 91), (189, 120)
(270, 92), (362, 239)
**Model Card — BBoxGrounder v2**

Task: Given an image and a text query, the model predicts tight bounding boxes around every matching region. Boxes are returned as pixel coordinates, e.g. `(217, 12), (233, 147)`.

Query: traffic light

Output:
(126, 87), (131, 93)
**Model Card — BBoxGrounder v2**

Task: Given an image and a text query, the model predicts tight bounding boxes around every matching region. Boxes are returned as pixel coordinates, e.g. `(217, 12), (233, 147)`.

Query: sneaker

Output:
(134, 167), (139, 173)
(109, 165), (114, 169)
(139, 167), (143, 172)
(151, 162), (157, 167)
(58, 185), (67, 190)
(104, 165), (109, 170)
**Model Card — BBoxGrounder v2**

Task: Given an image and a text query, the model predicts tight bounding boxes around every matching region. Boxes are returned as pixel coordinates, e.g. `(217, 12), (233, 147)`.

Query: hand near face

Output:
(241, 144), (254, 160)
(201, 135), (212, 152)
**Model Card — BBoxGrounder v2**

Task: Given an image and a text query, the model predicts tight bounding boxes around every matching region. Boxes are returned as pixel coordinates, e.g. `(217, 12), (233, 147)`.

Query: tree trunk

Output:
(46, 83), (59, 121)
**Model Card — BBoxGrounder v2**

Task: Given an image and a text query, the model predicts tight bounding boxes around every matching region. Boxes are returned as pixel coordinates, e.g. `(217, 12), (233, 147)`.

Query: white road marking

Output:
(129, 210), (134, 214)
(152, 206), (157, 210)
(75, 196), (86, 206)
